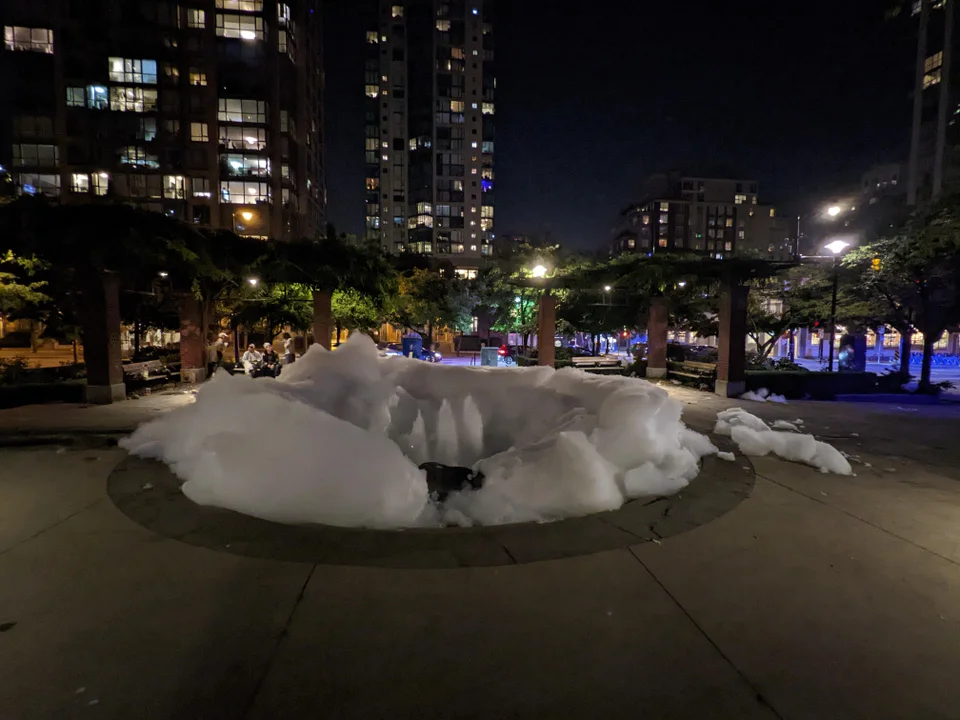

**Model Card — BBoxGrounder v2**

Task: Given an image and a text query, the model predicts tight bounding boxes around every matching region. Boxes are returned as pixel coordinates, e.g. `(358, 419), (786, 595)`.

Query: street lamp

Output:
(824, 239), (850, 372)
(233, 209), (257, 235)
(531, 264), (548, 279)
(795, 202), (853, 258)
(827, 205), (842, 218)
(603, 285), (612, 292)
(248, 277), (259, 287)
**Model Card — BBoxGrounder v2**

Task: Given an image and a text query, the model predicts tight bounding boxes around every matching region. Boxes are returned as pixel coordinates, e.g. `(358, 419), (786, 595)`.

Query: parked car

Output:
(378, 342), (442, 362)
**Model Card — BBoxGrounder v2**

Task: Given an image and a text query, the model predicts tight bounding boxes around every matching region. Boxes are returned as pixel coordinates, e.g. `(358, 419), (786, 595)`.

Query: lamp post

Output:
(824, 239), (850, 372)
(233, 209), (255, 236)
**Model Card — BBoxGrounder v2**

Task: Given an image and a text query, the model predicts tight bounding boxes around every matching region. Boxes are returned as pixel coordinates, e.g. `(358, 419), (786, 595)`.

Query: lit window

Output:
(193, 178), (211, 198)
(725, 241), (733, 251)
(91, 173), (109, 196)
(366, 177), (379, 190)
(222, 154), (271, 177)
(218, 99), (267, 123)
(924, 68), (942, 88)
(12, 144), (59, 166)
(642, 214), (650, 225)
(769, 208), (776, 218)
(4, 26), (54, 54)
(660, 213), (668, 224)
(219, 125), (267, 150)
(281, 164), (289, 179)
(108, 58), (158, 84)
(278, 4), (291, 25)
(482, 102), (494, 115)
(451, 47), (465, 59)
(734, 194), (746, 204)
(67, 87), (85, 107)
(392, 5), (404, 17)
(220, 180), (270, 204)
(725, 217), (733, 227)
(17, 173), (60, 196)
(70, 173), (90, 193)
(658, 238), (668, 248)
(738, 230), (745, 240)
(190, 122), (209, 142)
(119, 146), (159, 168)
(470, 244), (477, 251)
(187, 9), (206, 28)
(659, 202), (669, 211)
(216, 14), (264, 40)
(163, 175), (186, 199)
(481, 206), (493, 218)
(365, 84), (379, 98)
(451, 100), (465, 112)
(471, 102), (478, 109)
(279, 30), (287, 53)
(109, 87), (158, 112)
(436, 20), (450, 31)
(216, 0), (263, 11)
(471, 141), (478, 148)
(366, 31), (379, 43)
(189, 69), (207, 86)
(925, 51), (943, 73)
(163, 62), (180, 81)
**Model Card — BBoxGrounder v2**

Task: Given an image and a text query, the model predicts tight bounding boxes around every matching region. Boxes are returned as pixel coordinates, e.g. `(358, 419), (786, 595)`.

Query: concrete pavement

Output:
(2, 383), (960, 718)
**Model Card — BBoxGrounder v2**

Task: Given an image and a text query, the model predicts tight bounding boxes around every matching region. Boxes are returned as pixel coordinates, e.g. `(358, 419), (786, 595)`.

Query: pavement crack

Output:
(0, 497), (104, 558)
(627, 546), (786, 720)
(241, 563), (316, 719)
(754, 472), (960, 570)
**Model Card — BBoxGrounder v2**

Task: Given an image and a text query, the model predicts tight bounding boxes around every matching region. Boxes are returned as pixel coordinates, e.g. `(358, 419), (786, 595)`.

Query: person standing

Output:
(282, 332), (296, 367)
(205, 335), (223, 379)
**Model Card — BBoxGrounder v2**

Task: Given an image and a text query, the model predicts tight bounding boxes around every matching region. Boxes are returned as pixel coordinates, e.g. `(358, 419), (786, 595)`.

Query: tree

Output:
(388, 266), (477, 346)
(845, 194), (960, 390)
(331, 288), (381, 343)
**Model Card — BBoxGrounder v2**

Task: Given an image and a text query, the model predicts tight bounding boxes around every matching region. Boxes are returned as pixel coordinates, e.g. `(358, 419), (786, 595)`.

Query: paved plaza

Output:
(1, 383), (960, 718)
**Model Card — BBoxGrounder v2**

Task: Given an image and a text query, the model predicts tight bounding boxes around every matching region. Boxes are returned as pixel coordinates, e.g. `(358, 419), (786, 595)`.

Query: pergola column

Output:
(645, 296), (669, 378)
(537, 292), (556, 367)
(81, 272), (125, 404)
(179, 295), (207, 383)
(312, 289), (333, 350)
(715, 281), (749, 398)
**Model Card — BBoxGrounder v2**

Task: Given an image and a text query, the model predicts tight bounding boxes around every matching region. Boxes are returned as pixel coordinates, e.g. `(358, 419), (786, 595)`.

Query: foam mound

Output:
(122, 334), (721, 528)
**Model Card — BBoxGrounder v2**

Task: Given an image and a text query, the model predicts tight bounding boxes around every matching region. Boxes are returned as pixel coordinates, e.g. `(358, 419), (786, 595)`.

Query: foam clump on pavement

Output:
(714, 407), (851, 475)
(740, 388), (788, 404)
(120, 334), (721, 528)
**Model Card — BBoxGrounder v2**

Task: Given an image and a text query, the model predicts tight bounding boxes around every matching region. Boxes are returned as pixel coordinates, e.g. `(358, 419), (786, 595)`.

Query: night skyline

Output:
(324, 0), (913, 250)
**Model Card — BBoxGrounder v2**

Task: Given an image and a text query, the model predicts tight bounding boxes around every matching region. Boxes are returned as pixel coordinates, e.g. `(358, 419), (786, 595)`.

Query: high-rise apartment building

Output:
(0, 0), (324, 240)
(612, 173), (793, 260)
(364, 0), (495, 266)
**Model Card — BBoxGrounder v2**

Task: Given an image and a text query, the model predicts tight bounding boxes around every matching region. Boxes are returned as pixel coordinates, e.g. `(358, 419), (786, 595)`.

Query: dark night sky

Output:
(323, 0), (913, 250)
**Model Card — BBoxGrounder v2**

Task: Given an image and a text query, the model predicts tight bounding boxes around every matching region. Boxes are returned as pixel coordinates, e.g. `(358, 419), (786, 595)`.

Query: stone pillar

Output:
(646, 296), (669, 378)
(715, 281), (748, 398)
(537, 292), (556, 367)
(81, 272), (125, 404)
(179, 295), (207, 384)
(797, 328), (810, 359)
(312, 289), (333, 351)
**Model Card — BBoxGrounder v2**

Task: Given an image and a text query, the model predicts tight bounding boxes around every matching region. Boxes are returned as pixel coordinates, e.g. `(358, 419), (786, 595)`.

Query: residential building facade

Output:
(612, 173), (792, 260)
(364, 0), (495, 267)
(0, 0), (324, 241)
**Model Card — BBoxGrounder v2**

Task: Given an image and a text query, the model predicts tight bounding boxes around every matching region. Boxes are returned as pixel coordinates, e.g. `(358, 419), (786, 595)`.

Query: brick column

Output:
(646, 296), (669, 378)
(81, 272), (125, 404)
(179, 295), (207, 383)
(537, 292), (556, 367)
(716, 281), (749, 398)
(312, 289), (333, 350)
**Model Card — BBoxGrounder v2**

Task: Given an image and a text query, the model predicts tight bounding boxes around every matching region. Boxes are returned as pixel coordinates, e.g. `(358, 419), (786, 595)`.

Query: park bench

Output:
(666, 360), (717, 384)
(122, 360), (170, 387)
(571, 355), (623, 375)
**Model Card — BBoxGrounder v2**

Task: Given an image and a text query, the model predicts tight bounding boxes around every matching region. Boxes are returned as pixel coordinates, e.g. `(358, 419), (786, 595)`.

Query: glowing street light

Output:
(240, 210), (254, 222)
(604, 285), (612, 292)
(248, 277), (259, 287)
(530, 264), (548, 279)
(158, 271), (168, 278)
(824, 239), (850, 255)
(677, 281), (687, 287)
(827, 205), (842, 218)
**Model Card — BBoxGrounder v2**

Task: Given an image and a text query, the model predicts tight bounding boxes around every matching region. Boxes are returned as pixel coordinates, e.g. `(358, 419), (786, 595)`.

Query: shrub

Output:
(0, 331), (31, 348)
(877, 369), (912, 393)
(745, 371), (878, 400)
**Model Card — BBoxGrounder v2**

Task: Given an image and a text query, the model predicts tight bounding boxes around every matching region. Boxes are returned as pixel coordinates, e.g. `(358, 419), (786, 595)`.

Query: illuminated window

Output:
(451, 100), (465, 112)
(193, 178), (211, 198)
(218, 125), (266, 150)
(216, 0), (263, 11)
(216, 14), (264, 40)
(189, 69), (207, 86)
(4, 26), (53, 53)
(482, 102), (495, 115)
(119, 146), (159, 168)
(67, 87), (85, 107)
(12, 144), (59, 166)
(365, 84), (379, 98)
(163, 175), (186, 199)
(70, 173), (90, 193)
(366, 31), (378, 43)
(109, 87), (158, 112)
(924, 68), (942, 88)
(769, 208), (776, 217)
(222, 154), (271, 177)
(220, 180), (270, 204)
(108, 58), (158, 84)
(91, 173), (108, 196)
(162, 63), (180, 81)
(659, 213), (668, 224)
(279, 30), (287, 53)
(925, 51), (943, 73)
(218, 99), (267, 123)
(658, 238), (668, 248)
(190, 122), (209, 142)
(437, 20), (450, 31)
(187, 9), (206, 28)
(725, 217), (734, 227)
(659, 202), (669, 211)
(17, 173), (60, 196)
(738, 230), (745, 240)
(734, 193), (746, 204)
(392, 5), (404, 17)
(451, 47), (465, 59)
(278, 4), (291, 24)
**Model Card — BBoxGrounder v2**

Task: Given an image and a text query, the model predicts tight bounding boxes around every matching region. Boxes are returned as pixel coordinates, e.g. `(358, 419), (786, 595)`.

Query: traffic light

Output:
(872, 257), (881, 272)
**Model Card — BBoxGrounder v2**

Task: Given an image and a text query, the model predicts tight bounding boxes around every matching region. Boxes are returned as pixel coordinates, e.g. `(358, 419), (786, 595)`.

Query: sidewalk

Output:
(2, 381), (960, 718)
